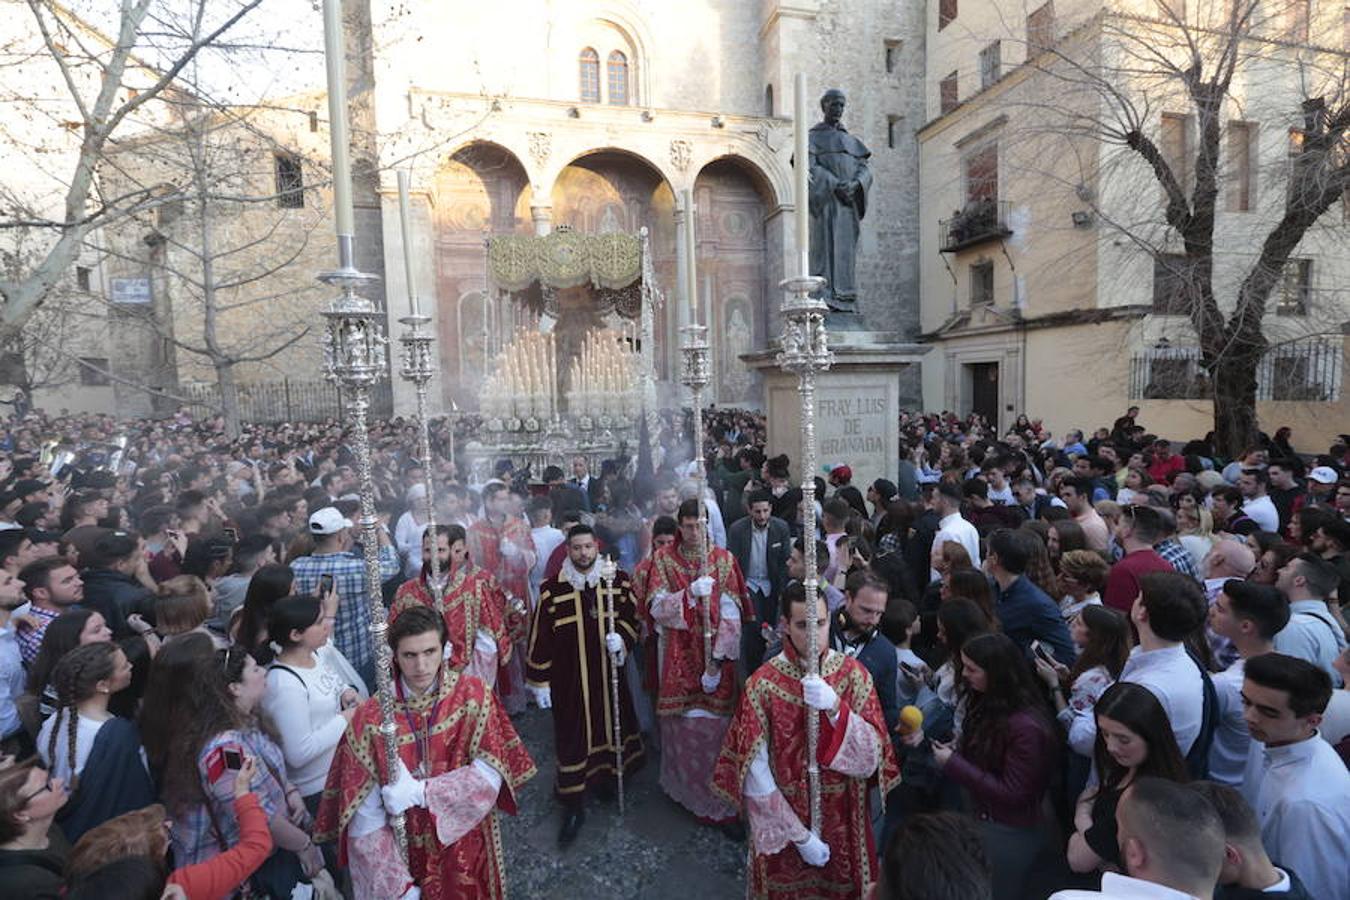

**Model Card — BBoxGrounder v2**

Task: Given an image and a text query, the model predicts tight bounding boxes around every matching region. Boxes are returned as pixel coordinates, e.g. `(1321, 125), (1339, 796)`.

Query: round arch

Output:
(584, 2), (656, 105)
(693, 153), (780, 209)
(691, 156), (776, 405)
(547, 144), (674, 198)
(696, 149), (788, 209)
(433, 140), (533, 234)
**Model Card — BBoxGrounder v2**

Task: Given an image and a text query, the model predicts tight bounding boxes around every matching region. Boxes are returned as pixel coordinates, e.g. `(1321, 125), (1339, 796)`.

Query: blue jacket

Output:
(829, 612), (900, 737)
(994, 575), (1075, 665)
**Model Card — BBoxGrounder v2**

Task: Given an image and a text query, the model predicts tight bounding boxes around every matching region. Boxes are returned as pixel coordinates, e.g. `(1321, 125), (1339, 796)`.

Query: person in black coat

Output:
(728, 490), (792, 671)
(78, 532), (155, 637)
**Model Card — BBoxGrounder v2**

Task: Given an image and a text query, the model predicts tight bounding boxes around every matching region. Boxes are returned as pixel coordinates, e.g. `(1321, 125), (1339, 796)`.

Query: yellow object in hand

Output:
(898, 705), (924, 734)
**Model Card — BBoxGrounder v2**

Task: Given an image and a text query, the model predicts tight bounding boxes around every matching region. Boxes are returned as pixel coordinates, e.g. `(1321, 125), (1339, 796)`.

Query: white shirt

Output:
(394, 510), (429, 578)
(1050, 872), (1202, 899)
(1207, 659), (1250, 785)
(1272, 599), (1346, 687)
(529, 525), (564, 600)
(1241, 493), (1279, 533)
(1058, 592), (1102, 620)
(1320, 689), (1350, 748)
(931, 511), (981, 580)
(0, 622), (24, 739)
(262, 652), (355, 795)
(38, 713), (108, 780)
(1119, 643), (1204, 754)
(1240, 733), (1350, 900)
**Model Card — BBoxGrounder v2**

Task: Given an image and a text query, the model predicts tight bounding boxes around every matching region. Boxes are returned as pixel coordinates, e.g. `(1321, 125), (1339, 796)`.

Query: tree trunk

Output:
(1210, 354), (1260, 459)
(216, 360), (241, 439)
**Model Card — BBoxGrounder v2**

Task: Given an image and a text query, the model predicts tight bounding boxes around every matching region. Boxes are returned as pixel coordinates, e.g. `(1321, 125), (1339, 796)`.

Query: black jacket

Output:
(828, 611), (900, 738)
(79, 568), (154, 636)
(727, 515), (791, 609)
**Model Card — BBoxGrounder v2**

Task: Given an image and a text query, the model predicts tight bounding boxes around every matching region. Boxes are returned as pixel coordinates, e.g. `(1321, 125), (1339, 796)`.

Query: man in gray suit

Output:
(728, 489), (791, 671)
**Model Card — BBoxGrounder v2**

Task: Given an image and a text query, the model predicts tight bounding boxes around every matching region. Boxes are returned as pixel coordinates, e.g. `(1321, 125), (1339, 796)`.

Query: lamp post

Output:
(778, 72), (832, 837)
(396, 170), (443, 611)
(318, 0), (406, 862)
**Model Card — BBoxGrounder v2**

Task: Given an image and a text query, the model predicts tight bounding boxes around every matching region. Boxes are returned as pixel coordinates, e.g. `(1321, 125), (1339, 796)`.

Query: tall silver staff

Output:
(395, 169), (443, 612)
(679, 189), (713, 668)
(599, 557), (625, 815)
(318, 0), (406, 861)
(778, 73), (832, 836)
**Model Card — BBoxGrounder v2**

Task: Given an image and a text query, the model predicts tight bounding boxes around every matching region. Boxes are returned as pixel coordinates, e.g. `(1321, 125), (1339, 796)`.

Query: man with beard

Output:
(829, 570), (899, 738)
(728, 490), (791, 672)
(526, 525), (644, 845)
(315, 606), (535, 899)
(390, 525), (511, 687)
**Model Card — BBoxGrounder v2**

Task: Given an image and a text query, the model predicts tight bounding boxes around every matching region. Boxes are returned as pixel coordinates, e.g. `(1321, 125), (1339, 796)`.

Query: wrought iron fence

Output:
(1129, 337), (1344, 402)
(179, 377), (394, 423)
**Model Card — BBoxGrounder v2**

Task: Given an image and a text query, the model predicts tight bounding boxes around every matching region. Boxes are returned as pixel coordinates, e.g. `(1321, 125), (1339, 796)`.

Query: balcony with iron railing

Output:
(1128, 338), (1344, 403)
(939, 199), (1013, 253)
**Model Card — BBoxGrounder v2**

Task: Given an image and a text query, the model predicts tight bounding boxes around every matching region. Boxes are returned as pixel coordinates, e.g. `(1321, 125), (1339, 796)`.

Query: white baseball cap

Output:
(309, 506), (353, 535)
(1307, 466), (1339, 485)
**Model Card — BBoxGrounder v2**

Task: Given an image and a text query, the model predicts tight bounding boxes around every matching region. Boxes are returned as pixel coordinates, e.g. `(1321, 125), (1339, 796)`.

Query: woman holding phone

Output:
(1034, 604), (1130, 759)
(154, 635), (325, 895)
(261, 594), (362, 815)
(931, 632), (1058, 900)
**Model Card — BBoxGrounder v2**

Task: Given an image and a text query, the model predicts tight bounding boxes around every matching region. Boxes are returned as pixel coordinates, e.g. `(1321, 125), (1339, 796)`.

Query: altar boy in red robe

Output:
(391, 524), (511, 686)
(713, 581), (899, 900)
(315, 606), (535, 900)
(644, 498), (751, 825)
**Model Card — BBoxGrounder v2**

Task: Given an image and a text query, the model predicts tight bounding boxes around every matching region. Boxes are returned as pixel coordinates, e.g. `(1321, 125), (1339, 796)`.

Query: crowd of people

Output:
(0, 403), (1347, 900)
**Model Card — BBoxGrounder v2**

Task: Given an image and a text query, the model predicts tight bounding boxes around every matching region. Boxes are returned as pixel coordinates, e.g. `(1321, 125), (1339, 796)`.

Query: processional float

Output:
(468, 227), (662, 478)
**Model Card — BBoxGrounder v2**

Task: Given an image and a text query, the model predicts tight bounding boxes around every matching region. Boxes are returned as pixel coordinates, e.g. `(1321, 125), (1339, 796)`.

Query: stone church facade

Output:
(347, 0), (926, 415)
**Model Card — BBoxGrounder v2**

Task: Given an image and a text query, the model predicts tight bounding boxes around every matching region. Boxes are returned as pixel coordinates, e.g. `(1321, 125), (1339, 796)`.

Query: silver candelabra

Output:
(319, 260), (408, 861)
(679, 323), (713, 667)
(776, 273), (831, 836)
(398, 313), (443, 611)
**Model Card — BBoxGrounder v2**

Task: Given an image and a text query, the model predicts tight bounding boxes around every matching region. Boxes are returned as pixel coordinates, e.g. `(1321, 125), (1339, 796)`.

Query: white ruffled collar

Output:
(559, 558), (602, 591)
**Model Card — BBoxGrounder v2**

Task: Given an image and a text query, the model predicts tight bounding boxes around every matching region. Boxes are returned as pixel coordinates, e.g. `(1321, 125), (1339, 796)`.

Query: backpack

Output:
(1184, 647), (1218, 780)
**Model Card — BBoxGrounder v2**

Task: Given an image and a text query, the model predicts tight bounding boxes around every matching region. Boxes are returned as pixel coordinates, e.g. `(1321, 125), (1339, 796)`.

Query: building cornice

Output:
(920, 303), (1151, 341)
(758, 0), (822, 41)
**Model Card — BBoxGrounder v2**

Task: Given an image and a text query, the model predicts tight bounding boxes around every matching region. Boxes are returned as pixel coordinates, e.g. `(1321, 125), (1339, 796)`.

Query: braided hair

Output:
(46, 642), (120, 791)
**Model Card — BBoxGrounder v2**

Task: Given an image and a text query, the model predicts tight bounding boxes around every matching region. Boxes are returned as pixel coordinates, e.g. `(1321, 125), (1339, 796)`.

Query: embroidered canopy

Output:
(487, 229), (643, 292)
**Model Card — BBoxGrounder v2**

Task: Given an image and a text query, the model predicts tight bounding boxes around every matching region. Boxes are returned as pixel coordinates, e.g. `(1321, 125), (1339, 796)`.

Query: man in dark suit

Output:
(544, 465), (589, 518)
(569, 455), (599, 508)
(727, 489), (791, 671)
(829, 569), (899, 739)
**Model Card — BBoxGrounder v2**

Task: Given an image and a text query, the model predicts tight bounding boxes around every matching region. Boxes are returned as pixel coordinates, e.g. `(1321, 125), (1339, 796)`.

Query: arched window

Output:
(765, 84), (774, 116)
(579, 48), (600, 102)
(606, 50), (629, 105)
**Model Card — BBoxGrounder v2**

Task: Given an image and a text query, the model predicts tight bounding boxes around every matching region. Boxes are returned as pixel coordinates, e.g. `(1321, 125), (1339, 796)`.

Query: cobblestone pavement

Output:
(499, 707), (747, 899)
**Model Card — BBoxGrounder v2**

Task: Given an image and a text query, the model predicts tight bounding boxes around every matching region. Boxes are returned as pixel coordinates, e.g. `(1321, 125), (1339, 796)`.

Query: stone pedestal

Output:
(744, 333), (929, 495)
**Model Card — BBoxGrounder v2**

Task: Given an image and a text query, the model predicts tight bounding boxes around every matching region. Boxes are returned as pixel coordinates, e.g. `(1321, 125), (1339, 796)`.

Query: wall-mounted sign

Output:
(110, 277), (152, 304)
